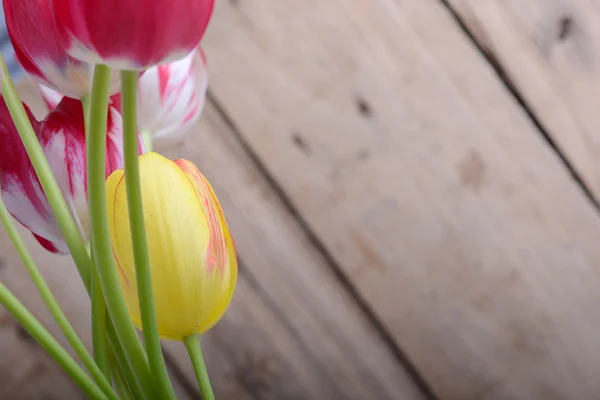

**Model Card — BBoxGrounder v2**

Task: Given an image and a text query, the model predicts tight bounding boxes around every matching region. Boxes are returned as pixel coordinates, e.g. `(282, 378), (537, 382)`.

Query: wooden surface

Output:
(3, 0), (600, 399)
(447, 0), (600, 199)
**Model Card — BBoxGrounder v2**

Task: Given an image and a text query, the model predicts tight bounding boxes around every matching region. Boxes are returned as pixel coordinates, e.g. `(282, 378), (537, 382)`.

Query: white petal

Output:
(137, 47), (208, 139)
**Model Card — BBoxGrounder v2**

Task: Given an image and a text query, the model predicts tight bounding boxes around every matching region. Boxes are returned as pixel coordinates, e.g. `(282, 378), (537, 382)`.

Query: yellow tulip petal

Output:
(175, 158), (238, 333)
(106, 152), (237, 340)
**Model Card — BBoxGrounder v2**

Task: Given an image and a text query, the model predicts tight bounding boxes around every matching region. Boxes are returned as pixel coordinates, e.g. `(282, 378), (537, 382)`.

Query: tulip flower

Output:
(3, 0), (121, 98)
(137, 47), (208, 139)
(0, 96), (131, 253)
(52, 0), (215, 70)
(106, 152), (237, 340)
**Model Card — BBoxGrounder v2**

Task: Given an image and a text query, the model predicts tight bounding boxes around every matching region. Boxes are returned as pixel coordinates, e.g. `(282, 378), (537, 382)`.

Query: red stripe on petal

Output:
(0, 98), (47, 216)
(113, 248), (130, 287)
(158, 65), (171, 100)
(175, 159), (229, 276)
(32, 233), (61, 253)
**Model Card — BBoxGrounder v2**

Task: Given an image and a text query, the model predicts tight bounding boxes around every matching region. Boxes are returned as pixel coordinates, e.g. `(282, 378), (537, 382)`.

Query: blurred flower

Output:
(107, 152), (237, 340)
(3, 0), (120, 98)
(0, 96), (132, 253)
(38, 47), (208, 139)
(137, 47), (208, 139)
(52, 0), (215, 70)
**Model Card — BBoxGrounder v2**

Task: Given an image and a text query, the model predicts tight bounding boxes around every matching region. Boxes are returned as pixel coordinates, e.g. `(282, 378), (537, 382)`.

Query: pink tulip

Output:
(0, 97), (135, 253)
(51, 0), (214, 70)
(137, 47), (208, 139)
(3, 0), (120, 98)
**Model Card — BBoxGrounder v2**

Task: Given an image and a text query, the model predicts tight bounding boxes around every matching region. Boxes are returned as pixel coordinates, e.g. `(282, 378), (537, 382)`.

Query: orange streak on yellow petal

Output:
(174, 159), (236, 277)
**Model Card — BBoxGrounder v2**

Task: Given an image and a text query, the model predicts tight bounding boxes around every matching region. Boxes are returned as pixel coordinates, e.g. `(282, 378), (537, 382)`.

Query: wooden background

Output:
(3, 0), (600, 399)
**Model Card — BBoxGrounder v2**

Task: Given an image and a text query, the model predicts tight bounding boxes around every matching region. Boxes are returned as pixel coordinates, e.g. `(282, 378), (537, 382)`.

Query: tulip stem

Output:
(121, 70), (177, 400)
(0, 282), (109, 400)
(91, 261), (110, 378)
(81, 94), (91, 132)
(184, 335), (215, 400)
(107, 322), (149, 400)
(110, 350), (136, 400)
(0, 195), (119, 399)
(88, 64), (154, 399)
(0, 55), (91, 292)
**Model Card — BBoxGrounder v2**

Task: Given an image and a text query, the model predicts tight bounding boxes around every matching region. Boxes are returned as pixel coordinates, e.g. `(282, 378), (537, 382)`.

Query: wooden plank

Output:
(446, 0), (600, 198)
(158, 101), (427, 400)
(199, 0), (600, 398)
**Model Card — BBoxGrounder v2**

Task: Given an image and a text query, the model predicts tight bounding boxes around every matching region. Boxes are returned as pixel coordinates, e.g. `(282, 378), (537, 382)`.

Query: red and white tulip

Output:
(0, 97), (135, 253)
(51, 0), (214, 70)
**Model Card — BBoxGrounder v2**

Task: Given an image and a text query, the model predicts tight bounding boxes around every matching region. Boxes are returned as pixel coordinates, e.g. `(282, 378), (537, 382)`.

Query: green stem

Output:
(87, 64), (154, 398)
(0, 193), (118, 399)
(87, 88), (147, 399)
(183, 335), (215, 400)
(0, 55), (91, 291)
(91, 262), (109, 378)
(107, 322), (148, 400)
(84, 93), (110, 387)
(141, 130), (153, 152)
(110, 351), (135, 400)
(0, 283), (108, 400)
(81, 94), (91, 132)
(121, 70), (177, 400)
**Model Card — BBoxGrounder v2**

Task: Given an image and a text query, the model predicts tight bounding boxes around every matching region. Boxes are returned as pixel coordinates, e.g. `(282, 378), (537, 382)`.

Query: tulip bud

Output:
(137, 47), (208, 139)
(3, 0), (120, 98)
(106, 152), (237, 340)
(52, 0), (215, 70)
(0, 96), (131, 253)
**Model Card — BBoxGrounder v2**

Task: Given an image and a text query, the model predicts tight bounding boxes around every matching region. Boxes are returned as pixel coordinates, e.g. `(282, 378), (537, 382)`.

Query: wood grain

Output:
(446, 0), (600, 198)
(199, 0), (600, 398)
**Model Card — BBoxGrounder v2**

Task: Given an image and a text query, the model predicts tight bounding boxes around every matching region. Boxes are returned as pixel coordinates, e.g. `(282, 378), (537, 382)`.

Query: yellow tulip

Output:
(106, 152), (237, 340)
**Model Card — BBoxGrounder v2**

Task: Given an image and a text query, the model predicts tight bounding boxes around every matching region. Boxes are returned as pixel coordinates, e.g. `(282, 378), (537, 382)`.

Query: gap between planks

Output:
(437, 0), (600, 213)
(206, 91), (440, 400)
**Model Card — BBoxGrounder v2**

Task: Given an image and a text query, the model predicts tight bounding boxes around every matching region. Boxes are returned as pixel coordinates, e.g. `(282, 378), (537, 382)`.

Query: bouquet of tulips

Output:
(0, 0), (237, 399)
